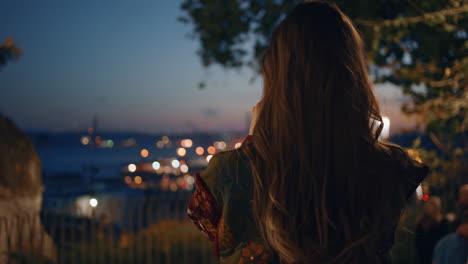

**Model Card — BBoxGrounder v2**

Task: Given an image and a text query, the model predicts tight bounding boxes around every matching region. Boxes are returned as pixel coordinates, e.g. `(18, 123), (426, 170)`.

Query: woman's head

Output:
(259, 1), (382, 144)
(246, 2), (402, 263)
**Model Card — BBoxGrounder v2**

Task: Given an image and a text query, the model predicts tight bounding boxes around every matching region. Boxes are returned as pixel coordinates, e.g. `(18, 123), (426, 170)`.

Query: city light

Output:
(180, 164), (189, 173)
(162, 136), (170, 144)
(134, 176), (142, 184)
(177, 147), (187, 157)
(422, 194), (430, 202)
(195, 147), (204, 155)
(214, 141), (227, 150)
(124, 176), (132, 184)
(185, 175), (195, 185)
(206, 155), (213, 162)
(140, 149), (149, 158)
(172, 159), (180, 168)
(81, 136), (90, 145)
(181, 139), (193, 148)
(234, 142), (242, 149)
(152, 161), (161, 170)
(169, 183), (178, 192)
(121, 138), (137, 147)
(176, 177), (185, 186)
(89, 198), (98, 208)
(156, 141), (164, 149)
(164, 166), (172, 174)
(207, 146), (216, 155)
(128, 163), (137, 173)
(106, 140), (114, 148)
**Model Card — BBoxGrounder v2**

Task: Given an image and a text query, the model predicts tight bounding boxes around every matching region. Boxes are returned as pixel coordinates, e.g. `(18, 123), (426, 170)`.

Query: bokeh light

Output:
(140, 149), (149, 158)
(80, 136), (90, 145)
(185, 175), (195, 185)
(134, 176), (142, 184)
(156, 141), (164, 149)
(181, 139), (193, 148)
(89, 198), (98, 208)
(177, 147), (187, 157)
(172, 159), (180, 168)
(214, 141), (227, 150)
(124, 176), (132, 184)
(180, 164), (189, 173)
(152, 161), (161, 170)
(195, 147), (204, 155)
(207, 146), (216, 155)
(128, 163), (137, 173)
(164, 166), (172, 174)
(422, 194), (430, 202)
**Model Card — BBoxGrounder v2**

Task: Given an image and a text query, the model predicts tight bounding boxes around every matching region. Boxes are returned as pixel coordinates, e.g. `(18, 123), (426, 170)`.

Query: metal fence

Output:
(0, 193), (217, 264)
(0, 189), (463, 264)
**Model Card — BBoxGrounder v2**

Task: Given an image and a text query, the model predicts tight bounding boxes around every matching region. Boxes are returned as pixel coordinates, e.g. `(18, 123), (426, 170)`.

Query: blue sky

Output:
(0, 0), (413, 134)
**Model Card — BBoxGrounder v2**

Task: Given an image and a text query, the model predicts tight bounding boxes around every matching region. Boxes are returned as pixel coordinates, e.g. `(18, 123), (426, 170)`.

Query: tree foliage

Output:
(180, 0), (467, 161)
(0, 36), (21, 69)
(180, 0), (468, 190)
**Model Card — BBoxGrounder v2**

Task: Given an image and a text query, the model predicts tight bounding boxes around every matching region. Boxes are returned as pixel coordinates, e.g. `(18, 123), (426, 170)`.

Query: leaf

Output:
(413, 137), (422, 148)
(198, 81), (206, 89)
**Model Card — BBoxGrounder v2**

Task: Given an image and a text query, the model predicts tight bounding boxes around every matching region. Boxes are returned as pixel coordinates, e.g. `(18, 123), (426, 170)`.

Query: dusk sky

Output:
(0, 0), (416, 134)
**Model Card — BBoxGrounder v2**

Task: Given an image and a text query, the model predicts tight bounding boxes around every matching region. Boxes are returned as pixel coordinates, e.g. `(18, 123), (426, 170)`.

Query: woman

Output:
(415, 196), (449, 264)
(187, 2), (428, 264)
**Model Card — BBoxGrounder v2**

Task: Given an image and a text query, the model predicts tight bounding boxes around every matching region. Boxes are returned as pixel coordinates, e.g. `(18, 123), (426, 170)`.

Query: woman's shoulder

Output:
(207, 145), (251, 176)
(202, 145), (243, 168)
(198, 146), (250, 197)
(208, 148), (246, 167)
(387, 144), (428, 178)
(374, 143), (429, 198)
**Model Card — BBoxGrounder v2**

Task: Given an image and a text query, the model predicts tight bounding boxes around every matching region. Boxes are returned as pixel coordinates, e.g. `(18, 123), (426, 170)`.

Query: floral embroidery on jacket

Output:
(239, 241), (271, 264)
(187, 173), (222, 257)
(218, 217), (237, 252)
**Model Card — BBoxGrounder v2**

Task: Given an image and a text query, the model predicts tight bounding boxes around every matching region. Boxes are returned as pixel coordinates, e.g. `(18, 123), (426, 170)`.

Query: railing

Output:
(0, 193), (217, 264)
(0, 193), (458, 264)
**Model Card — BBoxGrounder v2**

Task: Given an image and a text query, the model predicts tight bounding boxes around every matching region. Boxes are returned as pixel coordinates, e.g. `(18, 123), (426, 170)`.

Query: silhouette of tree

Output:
(0, 37), (21, 69)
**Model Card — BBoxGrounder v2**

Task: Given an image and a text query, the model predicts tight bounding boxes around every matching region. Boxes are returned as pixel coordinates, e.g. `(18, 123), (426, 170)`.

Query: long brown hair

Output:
(244, 2), (409, 263)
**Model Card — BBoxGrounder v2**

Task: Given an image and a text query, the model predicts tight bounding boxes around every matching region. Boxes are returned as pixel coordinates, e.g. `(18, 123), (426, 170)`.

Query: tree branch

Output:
(357, 5), (468, 28)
